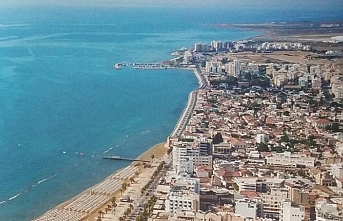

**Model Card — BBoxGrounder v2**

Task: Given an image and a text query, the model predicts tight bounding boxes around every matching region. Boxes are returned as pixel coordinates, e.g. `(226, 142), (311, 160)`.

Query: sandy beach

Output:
(33, 142), (168, 221)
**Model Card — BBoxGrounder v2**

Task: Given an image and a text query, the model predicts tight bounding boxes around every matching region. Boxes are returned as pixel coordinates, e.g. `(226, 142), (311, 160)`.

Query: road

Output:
(127, 156), (172, 221)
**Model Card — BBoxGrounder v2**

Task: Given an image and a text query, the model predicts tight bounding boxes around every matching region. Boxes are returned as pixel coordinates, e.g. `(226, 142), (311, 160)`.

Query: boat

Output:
(114, 63), (122, 70)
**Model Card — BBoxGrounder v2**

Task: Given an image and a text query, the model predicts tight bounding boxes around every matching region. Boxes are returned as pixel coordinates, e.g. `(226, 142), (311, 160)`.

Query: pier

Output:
(103, 156), (151, 163)
(114, 62), (176, 70)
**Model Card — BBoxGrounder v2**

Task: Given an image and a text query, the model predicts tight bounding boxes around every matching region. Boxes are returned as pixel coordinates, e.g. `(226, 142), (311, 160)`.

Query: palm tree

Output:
(129, 204), (134, 210)
(150, 154), (154, 162)
(124, 210), (129, 218)
(107, 204), (112, 210)
(96, 218), (102, 221)
(119, 217), (125, 221)
(129, 177), (135, 183)
(111, 196), (116, 204)
(98, 210), (104, 218)
(122, 183), (127, 190)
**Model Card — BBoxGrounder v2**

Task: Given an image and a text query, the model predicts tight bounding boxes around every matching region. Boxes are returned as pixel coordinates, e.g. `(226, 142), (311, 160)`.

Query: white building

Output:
(265, 152), (316, 167)
(225, 60), (241, 77)
(194, 43), (209, 52)
(165, 188), (200, 213)
(256, 134), (269, 144)
(205, 61), (223, 74)
(331, 80), (343, 100)
(281, 199), (305, 221)
(173, 144), (213, 171)
(298, 76), (309, 88)
(235, 198), (264, 219)
(177, 158), (194, 174)
(174, 175), (200, 194)
(316, 199), (342, 221)
(329, 162), (343, 178)
(233, 177), (284, 193)
(261, 188), (289, 219)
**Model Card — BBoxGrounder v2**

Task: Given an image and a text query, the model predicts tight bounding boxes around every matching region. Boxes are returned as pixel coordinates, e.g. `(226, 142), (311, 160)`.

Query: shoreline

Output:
(33, 67), (201, 221)
(170, 67), (206, 137)
(33, 142), (167, 221)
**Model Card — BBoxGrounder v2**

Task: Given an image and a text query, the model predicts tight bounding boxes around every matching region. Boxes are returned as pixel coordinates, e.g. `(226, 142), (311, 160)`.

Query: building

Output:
(165, 187), (200, 213)
(200, 187), (232, 210)
(265, 152), (316, 167)
(173, 144), (213, 172)
(194, 43), (210, 52)
(313, 118), (332, 129)
(235, 198), (264, 219)
(315, 199), (342, 221)
(261, 188), (289, 219)
(205, 61), (223, 74)
(233, 177), (284, 193)
(211, 40), (223, 51)
(212, 143), (232, 157)
(281, 199), (305, 221)
(331, 80), (343, 100)
(177, 158), (194, 174)
(329, 162), (343, 178)
(174, 175), (200, 194)
(256, 134), (269, 144)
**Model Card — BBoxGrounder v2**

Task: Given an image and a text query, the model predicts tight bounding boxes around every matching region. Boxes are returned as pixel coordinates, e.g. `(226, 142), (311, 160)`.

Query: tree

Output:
(307, 135), (316, 147)
(326, 122), (341, 132)
(256, 142), (270, 152)
(119, 217), (125, 221)
(98, 210), (104, 218)
(111, 196), (116, 204)
(280, 133), (290, 143)
(122, 183), (127, 190)
(213, 132), (223, 144)
(232, 183), (239, 191)
(150, 154), (155, 161)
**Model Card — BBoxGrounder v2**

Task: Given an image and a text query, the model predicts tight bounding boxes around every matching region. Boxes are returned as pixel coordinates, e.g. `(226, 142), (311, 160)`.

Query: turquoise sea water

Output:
(0, 6), (342, 220)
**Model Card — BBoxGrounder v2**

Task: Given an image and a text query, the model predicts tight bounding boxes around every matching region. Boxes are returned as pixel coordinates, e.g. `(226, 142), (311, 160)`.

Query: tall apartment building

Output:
(173, 144), (213, 172)
(205, 61), (223, 74)
(165, 187), (200, 213)
(261, 188), (289, 219)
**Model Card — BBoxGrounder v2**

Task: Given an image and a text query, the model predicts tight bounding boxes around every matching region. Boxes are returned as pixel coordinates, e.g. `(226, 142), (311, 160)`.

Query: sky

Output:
(1, 0), (342, 8)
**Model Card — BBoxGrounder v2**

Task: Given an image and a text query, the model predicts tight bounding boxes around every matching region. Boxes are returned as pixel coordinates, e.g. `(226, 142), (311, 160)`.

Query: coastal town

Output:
(35, 27), (343, 221)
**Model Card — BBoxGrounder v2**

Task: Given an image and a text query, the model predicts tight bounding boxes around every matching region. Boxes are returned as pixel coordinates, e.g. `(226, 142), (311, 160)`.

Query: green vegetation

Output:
(256, 142), (270, 152)
(325, 122), (342, 132)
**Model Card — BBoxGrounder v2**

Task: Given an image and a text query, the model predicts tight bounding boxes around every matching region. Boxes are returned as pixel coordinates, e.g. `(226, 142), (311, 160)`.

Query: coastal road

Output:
(170, 66), (208, 137)
(128, 158), (171, 221)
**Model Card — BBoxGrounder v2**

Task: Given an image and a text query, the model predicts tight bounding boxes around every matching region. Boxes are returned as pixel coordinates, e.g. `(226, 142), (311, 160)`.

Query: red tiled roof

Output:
(240, 191), (260, 198)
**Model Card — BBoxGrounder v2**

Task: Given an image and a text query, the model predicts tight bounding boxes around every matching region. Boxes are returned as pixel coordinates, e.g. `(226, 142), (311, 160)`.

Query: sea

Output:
(0, 5), (342, 221)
